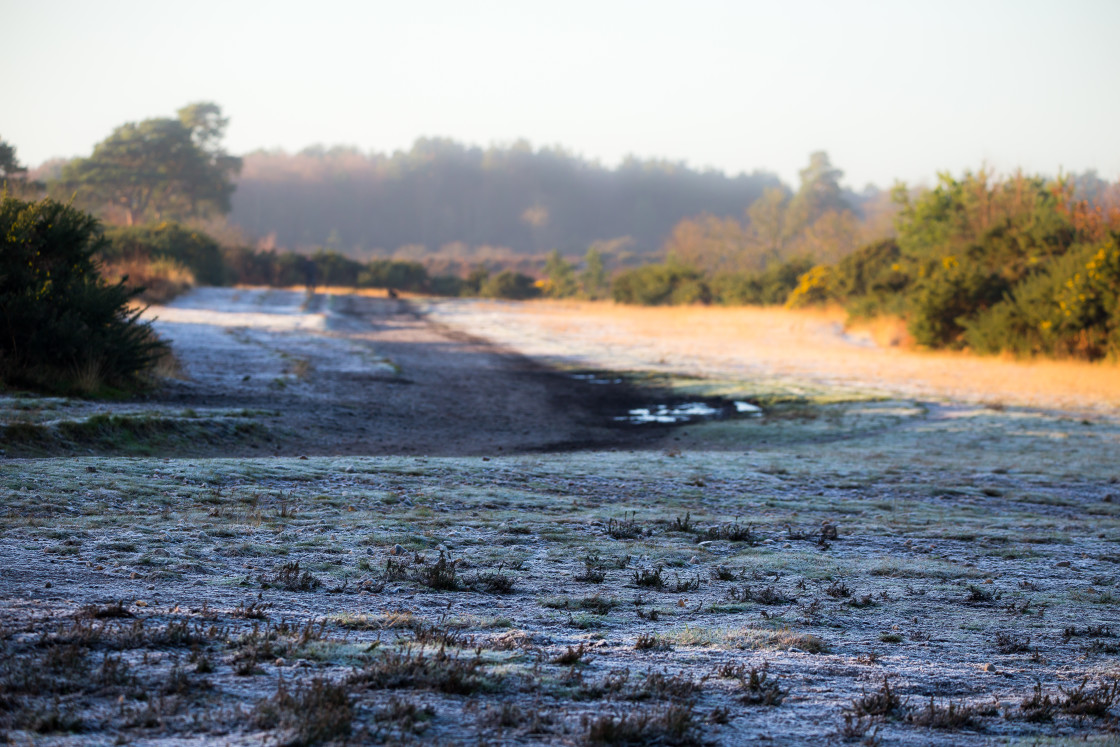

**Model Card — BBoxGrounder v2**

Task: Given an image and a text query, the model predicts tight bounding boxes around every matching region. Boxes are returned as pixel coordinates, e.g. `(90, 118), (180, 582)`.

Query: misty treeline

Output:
(232, 139), (795, 260)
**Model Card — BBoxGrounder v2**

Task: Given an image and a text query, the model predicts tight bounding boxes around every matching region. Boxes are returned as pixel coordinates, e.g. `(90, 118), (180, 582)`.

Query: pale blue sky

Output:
(4, 0), (1118, 188)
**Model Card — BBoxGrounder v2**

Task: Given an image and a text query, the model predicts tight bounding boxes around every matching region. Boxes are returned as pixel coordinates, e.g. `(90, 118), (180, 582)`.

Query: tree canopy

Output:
(61, 103), (240, 225)
(0, 138), (28, 181)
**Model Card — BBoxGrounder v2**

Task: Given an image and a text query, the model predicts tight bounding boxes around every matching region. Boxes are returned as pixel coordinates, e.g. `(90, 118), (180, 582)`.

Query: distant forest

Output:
(231, 139), (799, 258)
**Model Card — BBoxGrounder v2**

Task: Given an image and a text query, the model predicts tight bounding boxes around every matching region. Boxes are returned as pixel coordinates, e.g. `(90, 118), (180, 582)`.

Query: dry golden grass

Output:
(100, 255), (195, 304)
(480, 300), (1120, 414)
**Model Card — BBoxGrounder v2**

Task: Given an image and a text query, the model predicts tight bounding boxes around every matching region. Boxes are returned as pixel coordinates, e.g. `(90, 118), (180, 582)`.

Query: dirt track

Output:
(144, 288), (665, 457)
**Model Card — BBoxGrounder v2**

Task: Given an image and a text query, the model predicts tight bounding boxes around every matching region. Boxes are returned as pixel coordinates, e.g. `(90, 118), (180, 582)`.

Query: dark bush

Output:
(0, 196), (167, 394)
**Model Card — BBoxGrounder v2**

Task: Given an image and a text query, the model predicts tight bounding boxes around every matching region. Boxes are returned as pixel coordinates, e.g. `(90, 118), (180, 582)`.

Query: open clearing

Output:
(2, 289), (1119, 745)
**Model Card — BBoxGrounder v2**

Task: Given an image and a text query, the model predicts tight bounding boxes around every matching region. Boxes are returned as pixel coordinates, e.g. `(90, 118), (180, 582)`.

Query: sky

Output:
(4, 0), (1119, 189)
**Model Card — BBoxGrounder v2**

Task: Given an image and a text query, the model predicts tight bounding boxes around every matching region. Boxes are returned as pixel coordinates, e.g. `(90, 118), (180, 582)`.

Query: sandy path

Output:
(426, 299), (1120, 417)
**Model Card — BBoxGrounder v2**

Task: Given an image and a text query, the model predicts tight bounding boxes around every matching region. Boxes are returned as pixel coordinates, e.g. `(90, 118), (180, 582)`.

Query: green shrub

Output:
(358, 259), (429, 291)
(964, 237), (1120, 359)
(611, 263), (710, 305)
(713, 257), (814, 306)
(0, 196), (167, 394)
(906, 255), (1010, 348)
(308, 249), (362, 287)
(479, 270), (540, 300)
(103, 222), (229, 285)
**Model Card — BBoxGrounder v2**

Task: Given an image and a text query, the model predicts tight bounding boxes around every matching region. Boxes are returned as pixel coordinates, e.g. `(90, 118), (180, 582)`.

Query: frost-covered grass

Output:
(2, 398), (1119, 744)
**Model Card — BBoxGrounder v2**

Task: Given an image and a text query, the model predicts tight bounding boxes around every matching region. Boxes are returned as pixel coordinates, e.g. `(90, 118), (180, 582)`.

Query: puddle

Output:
(615, 401), (764, 425)
(569, 370), (764, 426)
(570, 373), (623, 385)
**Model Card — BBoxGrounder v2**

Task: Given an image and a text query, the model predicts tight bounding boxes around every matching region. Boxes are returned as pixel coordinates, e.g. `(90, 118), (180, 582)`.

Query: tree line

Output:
(5, 103), (1118, 366)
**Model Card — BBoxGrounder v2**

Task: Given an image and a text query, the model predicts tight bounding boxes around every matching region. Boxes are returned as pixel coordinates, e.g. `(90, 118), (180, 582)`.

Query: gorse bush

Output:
(963, 238), (1120, 358)
(785, 170), (1120, 360)
(0, 196), (167, 394)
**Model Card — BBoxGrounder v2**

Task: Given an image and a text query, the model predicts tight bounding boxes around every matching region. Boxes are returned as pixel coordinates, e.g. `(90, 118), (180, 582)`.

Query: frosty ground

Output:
(1, 289), (1118, 745)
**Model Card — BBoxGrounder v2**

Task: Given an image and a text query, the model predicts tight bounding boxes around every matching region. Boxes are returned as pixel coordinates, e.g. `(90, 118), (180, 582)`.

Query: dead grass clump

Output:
(1058, 677), (1119, 718)
(374, 695), (436, 735)
(553, 644), (589, 666)
(632, 671), (701, 702)
(414, 552), (459, 591)
(1063, 624), (1115, 640)
(607, 516), (644, 540)
(635, 633), (671, 651)
(727, 664), (787, 706)
(543, 595), (617, 615)
(581, 703), (699, 745)
(575, 554), (607, 583)
(964, 584), (1000, 605)
(350, 646), (499, 695)
(994, 632), (1031, 654)
(839, 712), (880, 744)
(850, 678), (907, 719)
(710, 565), (738, 581)
(906, 696), (979, 730)
(477, 701), (529, 730)
(261, 561), (321, 592)
(1020, 681), (1057, 722)
(252, 676), (352, 747)
(232, 600), (271, 619)
(75, 600), (133, 619)
(728, 585), (795, 605)
(468, 569), (516, 594)
(409, 622), (474, 649)
(826, 579), (851, 598)
(703, 522), (757, 544)
(633, 567), (665, 589)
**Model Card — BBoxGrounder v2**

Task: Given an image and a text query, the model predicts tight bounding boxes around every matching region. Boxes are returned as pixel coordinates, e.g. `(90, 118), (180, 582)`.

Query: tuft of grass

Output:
(260, 561), (321, 592)
(607, 516), (644, 540)
(468, 569), (516, 594)
(574, 554), (607, 583)
(727, 585), (795, 605)
(553, 644), (589, 666)
(414, 552), (459, 591)
(633, 566), (665, 589)
(994, 631), (1031, 654)
(719, 663), (787, 706)
(581, 703), (699, 745)
(1058, 678), (1119, 718)
(252, 677), (352, 747)
(349, 646), (500, 695)
(906, 696), (978, 730)
(1020, 681), (1057, 723)
(703, 522), (757, 544)
(850, 678), (907, 719)
(635, 633), (671, 651)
